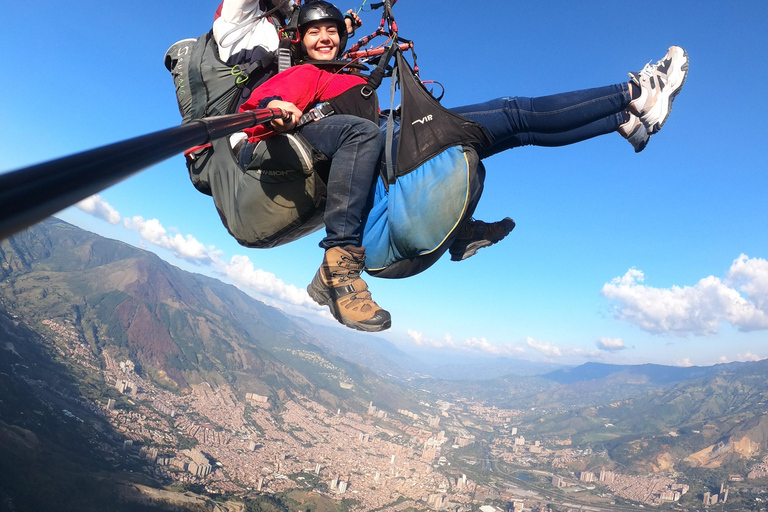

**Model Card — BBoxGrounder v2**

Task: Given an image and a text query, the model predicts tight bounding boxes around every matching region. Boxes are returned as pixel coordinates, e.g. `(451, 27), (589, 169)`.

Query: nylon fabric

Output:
(360, 49), (489, 279)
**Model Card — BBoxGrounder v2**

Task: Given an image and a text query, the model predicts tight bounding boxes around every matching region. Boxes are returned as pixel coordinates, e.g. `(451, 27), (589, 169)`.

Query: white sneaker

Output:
(618, 113), (650, 153)
(628, 46), (689, 134)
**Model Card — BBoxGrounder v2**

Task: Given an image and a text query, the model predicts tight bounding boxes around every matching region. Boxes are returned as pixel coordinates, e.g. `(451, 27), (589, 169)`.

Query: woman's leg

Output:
(451, 83), (631, 158)
(299, 115), (391, 332)
(298, 115), (383, 249)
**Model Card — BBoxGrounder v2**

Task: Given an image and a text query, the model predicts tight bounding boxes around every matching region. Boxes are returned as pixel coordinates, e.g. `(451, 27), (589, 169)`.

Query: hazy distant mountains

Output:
(541, 361), (735, 386)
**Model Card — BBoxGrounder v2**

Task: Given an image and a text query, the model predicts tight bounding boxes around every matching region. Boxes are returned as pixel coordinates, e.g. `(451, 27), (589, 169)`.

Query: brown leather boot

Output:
(307, 246), (392, 332)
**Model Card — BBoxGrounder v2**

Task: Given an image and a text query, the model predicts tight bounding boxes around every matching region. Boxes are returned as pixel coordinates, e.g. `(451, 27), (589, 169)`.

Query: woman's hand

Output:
(267, 100), (303, 132)
(344, 10), (361, 35)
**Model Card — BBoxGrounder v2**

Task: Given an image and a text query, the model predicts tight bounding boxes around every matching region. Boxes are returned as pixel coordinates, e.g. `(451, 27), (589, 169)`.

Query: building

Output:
(599, 469), (616, 483)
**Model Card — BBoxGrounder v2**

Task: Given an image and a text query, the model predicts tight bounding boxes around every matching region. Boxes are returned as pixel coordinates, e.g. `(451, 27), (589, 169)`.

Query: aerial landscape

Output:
(2, 1), (768, 511)
(2, 220), (768, 511)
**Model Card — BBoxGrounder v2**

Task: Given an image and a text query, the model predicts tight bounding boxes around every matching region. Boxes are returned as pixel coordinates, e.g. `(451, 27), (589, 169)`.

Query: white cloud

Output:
(727, 254), (768, 311)
(602, 255), (768, 336)
(126, 216), (217, 264)
(570, 347), (602, 358)
(596, 337), (625, 351)
(405, 331), (524, 356)
(465, 337), (525, 356)
(407, 329), (443, 348)
(676, 358), (694, 367)
(736, 352), (763, 362)
(76, 195), (121, 224)
(219, 254), (316, 307)
(525, 337), (562, 357)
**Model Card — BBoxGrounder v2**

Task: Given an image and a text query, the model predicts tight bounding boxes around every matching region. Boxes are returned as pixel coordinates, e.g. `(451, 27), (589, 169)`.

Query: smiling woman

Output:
(236, 1), (393, 333)
(302, 21), (341, 61)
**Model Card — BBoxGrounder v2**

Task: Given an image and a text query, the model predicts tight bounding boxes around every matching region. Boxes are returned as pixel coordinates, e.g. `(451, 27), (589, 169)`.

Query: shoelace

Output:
(636, 61), (657, 80)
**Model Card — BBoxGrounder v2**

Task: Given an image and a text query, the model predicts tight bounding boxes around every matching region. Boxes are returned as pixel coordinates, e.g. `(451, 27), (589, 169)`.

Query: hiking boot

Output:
(618, 112), (650, 153)
(628, 46), (689, 134)
(449, 217), (515, 261)
(307, 246), (392, 332)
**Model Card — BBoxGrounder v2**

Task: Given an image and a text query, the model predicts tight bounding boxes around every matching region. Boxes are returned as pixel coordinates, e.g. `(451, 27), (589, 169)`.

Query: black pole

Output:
(0, 109), (283, 241)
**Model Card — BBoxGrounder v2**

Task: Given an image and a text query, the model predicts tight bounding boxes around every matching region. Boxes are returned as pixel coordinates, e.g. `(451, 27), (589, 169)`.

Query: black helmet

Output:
(298, 1), (348, 57)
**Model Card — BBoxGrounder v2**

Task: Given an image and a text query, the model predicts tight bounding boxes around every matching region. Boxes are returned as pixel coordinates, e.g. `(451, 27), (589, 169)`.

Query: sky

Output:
(2, 1), (768, 368)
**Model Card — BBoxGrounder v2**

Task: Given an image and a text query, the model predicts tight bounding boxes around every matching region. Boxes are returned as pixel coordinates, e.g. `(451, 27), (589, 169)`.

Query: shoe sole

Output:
(450, 219), (516, 261)
(627, 123), (650, 153)
(450, 240), (492, 261)
(307, 273), (391, 332)
(647, 47), (689, 134)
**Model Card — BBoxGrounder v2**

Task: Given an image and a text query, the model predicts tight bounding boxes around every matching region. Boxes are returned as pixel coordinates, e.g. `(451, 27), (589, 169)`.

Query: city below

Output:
(33, 318), (768, 512)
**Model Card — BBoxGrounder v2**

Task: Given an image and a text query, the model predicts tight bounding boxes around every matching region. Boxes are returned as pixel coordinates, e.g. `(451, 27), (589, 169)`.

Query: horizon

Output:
(2, 1), (767, 367)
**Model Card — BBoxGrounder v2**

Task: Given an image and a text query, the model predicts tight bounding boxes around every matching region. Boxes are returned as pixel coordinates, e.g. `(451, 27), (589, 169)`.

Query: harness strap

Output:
(297, 102), (336, 127)
(278, 4), (301, 72)
(384, 61), (398, 187)
(236, 49), (276, 85)
(277, 39), (293, 73)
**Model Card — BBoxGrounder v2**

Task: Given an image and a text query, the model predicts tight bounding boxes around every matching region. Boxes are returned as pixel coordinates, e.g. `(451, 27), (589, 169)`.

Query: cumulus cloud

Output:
(525, 337), (562, 357)
(602, 255), (768, 336)
(570, 347), (602, 358)
(405, 330), (524, 356)
(676, 358), (694, 367)
(125, 216), (217, 264)
(737, 352), (763, 362)
(219, 254), (316, 307)
(405, 332), (607, 361)
(76, 195), (121, 224)
(406, 330), (456, 349)
(596, 337), (626, 351)
(727, 255), (768, 311)
(466, 337), (526, 356)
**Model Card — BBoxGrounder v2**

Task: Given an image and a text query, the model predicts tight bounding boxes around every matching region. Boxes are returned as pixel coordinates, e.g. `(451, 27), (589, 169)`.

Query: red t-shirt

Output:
(239, 64), (367, 141)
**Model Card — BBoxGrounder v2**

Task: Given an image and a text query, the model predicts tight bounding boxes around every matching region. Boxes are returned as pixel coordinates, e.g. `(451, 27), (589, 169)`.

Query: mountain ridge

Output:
(0, 218), (415, 412)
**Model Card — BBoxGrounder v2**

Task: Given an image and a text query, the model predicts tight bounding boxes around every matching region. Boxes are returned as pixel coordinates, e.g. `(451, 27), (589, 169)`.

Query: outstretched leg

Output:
(299, 115), (391, 332)
(452, 83), (631, 158)
(452, 46), (689, 157)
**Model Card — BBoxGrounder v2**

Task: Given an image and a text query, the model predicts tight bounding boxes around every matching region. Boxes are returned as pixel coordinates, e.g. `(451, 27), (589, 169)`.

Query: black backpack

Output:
(164, 30), (332, 248)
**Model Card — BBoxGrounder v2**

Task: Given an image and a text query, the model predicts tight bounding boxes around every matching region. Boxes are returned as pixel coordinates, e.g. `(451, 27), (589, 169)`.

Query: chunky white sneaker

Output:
(618, 113), (650, 153)
(628, 46), (689, 134)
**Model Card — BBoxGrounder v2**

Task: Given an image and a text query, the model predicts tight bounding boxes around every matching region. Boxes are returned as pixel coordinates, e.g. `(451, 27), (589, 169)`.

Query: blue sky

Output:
(2, 1), (767, 367)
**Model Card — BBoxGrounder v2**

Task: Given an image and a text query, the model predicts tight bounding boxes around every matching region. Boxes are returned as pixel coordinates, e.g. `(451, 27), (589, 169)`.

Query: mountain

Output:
(0, 305), (171, 511)
(285, 314), (423, 381)
(0, 219), (415, 412)
(526, 358), (768, 473)
(410, 353), (567, 380)
(541, 361), (732, 386)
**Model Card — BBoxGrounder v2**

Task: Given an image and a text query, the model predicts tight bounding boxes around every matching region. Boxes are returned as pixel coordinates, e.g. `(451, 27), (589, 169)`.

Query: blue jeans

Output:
(451, 83), (632, 158)
(299, 115), (383, 250)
